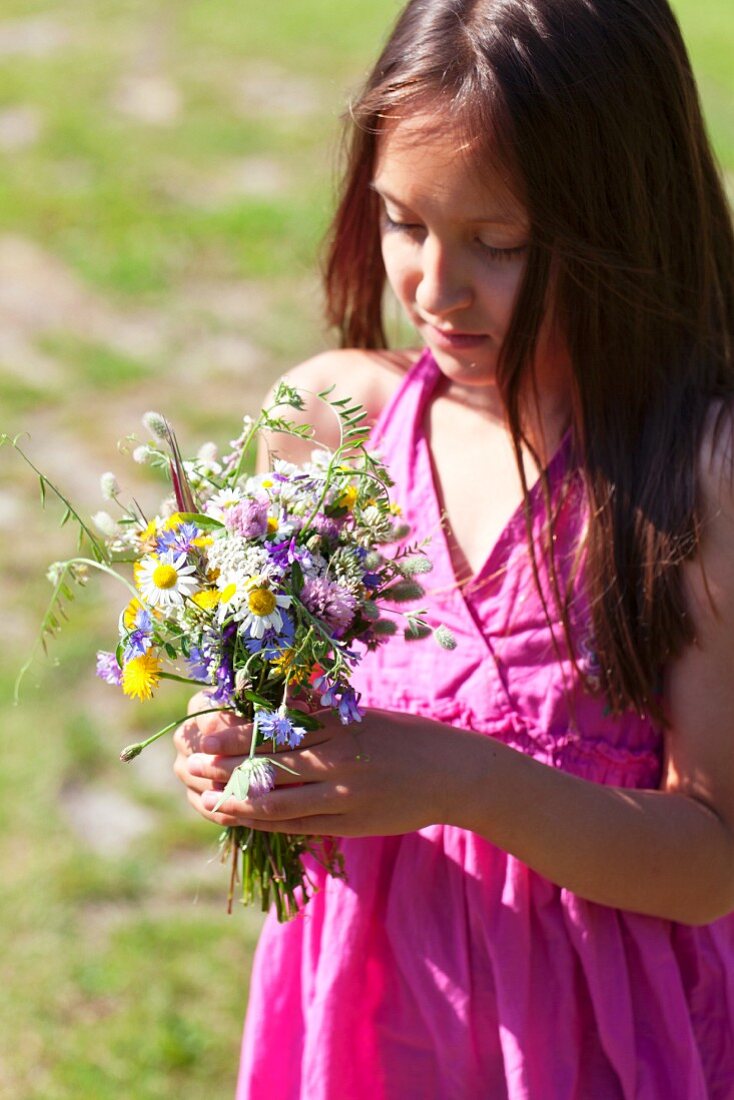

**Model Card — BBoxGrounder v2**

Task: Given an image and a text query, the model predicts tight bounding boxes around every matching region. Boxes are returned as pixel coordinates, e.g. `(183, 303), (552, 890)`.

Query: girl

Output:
(174, 0), (734, 1096)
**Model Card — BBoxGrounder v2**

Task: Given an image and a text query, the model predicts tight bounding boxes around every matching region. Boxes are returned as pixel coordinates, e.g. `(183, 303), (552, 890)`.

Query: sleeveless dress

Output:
(236, 350), (734, 1099)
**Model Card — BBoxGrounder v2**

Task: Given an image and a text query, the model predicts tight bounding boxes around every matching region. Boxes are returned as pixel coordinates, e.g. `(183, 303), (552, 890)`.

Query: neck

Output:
(435, 366), (572, 468)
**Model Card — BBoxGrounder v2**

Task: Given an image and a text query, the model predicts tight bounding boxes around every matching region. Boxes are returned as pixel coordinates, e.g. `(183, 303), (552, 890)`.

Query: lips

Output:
(425, 324), (489, 351)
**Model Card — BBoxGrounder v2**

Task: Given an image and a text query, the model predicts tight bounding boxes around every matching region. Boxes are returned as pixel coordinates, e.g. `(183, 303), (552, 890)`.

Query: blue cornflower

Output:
(257, 707), (307, 748)
(156, 521), (200, 556)
(242, 609), (295, 659)
(123, 607), (153, 661)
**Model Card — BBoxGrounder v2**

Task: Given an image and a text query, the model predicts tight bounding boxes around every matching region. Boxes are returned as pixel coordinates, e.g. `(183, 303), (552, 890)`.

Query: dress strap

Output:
(369, 347), (439, 453)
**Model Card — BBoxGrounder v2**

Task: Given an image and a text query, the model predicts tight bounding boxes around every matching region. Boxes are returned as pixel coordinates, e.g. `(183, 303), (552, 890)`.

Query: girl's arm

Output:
(181, 415), (734, 925)
(446, 423), (734, 925)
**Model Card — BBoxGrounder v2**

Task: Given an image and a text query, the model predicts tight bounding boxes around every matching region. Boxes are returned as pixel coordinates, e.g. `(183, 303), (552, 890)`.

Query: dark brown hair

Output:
(324, 0), (734, 716)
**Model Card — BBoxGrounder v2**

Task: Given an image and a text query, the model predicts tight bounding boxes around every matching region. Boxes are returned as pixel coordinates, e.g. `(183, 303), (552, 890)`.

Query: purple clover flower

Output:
(302, 576), (357, 636)
(257, 708), (307, 748)
(224, 498), (269, 540)
(96, 650), (122, 686)
(312, 513), (341, 541)
(245, 758), (276, 798)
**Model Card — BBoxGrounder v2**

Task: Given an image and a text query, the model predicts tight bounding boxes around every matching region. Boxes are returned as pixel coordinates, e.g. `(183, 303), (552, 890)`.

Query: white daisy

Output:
(205, 487), (244, 521)
(215, 572), (248, 622)
(136, 551), (198, 608)
(238, 577), (291, 638)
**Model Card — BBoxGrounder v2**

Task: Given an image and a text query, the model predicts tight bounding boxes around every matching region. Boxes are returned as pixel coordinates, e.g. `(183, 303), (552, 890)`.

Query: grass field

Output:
(0, 1), (731, 1096)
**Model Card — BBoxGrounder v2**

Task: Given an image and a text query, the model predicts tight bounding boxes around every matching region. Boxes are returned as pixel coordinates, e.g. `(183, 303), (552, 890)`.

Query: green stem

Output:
(119, 705), (234, 761)
(158, 672), (211, 687)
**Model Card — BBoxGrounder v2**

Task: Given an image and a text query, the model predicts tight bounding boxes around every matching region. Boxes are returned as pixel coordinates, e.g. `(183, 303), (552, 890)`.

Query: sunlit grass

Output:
(0, 0), (731, 1095)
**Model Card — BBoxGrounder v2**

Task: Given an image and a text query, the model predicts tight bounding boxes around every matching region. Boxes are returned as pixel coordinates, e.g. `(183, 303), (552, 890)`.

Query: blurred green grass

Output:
(0, 0), (731, 1096)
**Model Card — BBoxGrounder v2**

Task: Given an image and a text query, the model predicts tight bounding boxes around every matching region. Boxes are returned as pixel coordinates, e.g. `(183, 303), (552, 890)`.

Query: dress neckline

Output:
(413, 351), (573, 602)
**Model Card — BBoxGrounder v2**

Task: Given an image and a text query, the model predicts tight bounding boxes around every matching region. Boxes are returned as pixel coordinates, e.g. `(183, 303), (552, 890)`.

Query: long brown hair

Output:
(324, 0), (734, 717)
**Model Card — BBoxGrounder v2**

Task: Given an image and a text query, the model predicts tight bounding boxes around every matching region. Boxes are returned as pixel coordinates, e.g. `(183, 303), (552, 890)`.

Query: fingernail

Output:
(202, 736), (221, 753)
(202, 791), (218, 809)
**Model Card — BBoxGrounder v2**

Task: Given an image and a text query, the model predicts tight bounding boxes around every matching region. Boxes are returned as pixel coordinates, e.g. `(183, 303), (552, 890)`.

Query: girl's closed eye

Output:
(381, 209), (424, 236)
(382, 209), (528, 262)
(476, 240), (528, 262)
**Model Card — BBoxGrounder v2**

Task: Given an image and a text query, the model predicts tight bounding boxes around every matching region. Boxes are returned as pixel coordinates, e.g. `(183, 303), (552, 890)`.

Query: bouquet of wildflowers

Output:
(5, 384), (454, 920)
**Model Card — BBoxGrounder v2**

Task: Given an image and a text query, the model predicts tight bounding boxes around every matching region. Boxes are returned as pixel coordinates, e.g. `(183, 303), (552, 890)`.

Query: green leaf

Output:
(176, 512), (224, 529)
(285, 707), (321, 731)
(290, 559), (304, 595)
(244, 689), (272, 708)
(164, 642), (177, 660)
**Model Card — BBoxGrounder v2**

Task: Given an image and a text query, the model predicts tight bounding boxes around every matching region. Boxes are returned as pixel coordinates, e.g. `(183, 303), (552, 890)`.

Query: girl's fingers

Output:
(187, 690), (212, 716)
(201, 777), (338, 821)
(173, 717), (204, 755)
(187, 744), (335, 785)
(186, 788), (240, 827)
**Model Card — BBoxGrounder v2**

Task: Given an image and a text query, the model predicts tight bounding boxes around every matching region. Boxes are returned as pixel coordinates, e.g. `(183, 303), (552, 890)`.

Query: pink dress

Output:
(237, 351), (734, 1099)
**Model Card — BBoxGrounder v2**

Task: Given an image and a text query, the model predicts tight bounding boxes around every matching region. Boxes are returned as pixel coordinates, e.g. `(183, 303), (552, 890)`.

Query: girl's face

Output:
(373, 115), (567, 405)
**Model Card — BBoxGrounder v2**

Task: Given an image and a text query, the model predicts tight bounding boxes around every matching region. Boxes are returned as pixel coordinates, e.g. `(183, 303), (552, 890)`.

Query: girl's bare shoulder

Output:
(261, 347), (419, 461)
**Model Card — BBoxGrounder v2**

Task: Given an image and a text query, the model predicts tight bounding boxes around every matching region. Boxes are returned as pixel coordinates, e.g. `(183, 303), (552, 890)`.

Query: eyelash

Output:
(381, 212), (528, 262)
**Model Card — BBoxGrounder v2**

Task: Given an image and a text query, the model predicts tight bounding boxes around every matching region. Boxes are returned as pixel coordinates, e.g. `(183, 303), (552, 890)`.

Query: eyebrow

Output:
(369, 181), (523, 227)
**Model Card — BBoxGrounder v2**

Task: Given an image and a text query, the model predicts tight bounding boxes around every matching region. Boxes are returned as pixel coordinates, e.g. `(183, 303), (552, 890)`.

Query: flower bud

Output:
(92, 510), (118, 538)
(434, 624), (457, 651)
(142, 411), (169, 440)
(119, 742), (143, 762)
(132, 444), (155, 465)
(100, 471), (119, 500)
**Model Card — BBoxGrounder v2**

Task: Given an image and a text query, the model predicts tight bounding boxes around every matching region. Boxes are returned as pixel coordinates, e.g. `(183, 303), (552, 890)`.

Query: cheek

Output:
(380, 236), (416, 303)
(477, 263), (525, 326)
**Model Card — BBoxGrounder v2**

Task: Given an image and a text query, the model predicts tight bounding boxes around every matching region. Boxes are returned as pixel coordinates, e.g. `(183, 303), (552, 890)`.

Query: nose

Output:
(414, 235), (473, 319)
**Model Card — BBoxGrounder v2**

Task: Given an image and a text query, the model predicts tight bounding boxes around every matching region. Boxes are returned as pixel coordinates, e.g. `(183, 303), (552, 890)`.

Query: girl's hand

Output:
(172, 691), (252, 823)
(177, 699), (465, 837)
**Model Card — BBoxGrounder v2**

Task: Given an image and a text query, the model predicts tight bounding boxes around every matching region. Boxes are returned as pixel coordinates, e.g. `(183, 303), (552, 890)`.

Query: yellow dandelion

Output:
(122, 653), (161, 701)
(137, 518), (158, 549)
(161, 512), (184, 531)
(338, 485), (358, 511)
(271, 649), (309, 684)
(191, 534), (213, 549)
(192, 589), (220, 610)
(123, 597), (146, 630)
